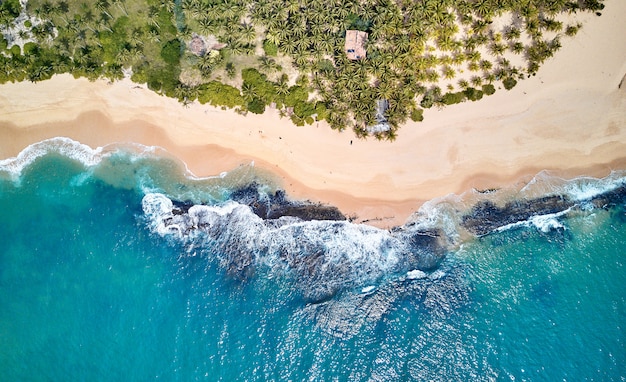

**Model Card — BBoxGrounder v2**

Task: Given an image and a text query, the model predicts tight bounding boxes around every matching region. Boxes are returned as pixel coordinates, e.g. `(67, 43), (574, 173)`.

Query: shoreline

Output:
(1, 0), (625, 228)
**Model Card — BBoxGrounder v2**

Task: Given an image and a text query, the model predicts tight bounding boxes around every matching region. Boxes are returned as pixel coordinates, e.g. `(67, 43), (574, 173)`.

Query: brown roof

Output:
(345, 30), (367, 60)
(189, 35), (206, 56)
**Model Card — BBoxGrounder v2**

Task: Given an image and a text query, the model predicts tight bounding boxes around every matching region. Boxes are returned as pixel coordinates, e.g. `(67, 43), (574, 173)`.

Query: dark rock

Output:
(266, 204), (346, 221)
(462, 195), (574, 236)
(230, 182), (346, 222)
(462, 183), (626, 236)
(590, 185), (626, 209)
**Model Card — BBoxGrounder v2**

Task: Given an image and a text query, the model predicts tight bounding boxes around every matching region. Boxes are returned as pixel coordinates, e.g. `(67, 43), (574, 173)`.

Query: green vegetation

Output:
(0, 0), (605, 139)
(0, 0), (21, 22)
(262, 40), (278, 56)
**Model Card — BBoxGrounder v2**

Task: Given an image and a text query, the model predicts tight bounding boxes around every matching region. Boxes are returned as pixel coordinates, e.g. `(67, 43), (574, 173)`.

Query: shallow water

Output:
(0, 139), (624, 380)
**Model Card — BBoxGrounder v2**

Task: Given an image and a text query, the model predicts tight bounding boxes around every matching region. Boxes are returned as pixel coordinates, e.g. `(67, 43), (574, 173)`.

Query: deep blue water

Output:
(0, 139), (624, 381)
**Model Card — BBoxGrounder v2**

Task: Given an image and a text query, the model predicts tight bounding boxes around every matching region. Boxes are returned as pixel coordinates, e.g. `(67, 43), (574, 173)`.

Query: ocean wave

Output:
(142, 192), (446, 303)
(521, 170), (626, 202)
(0, 137), (103, 180)
(0, 138), (260, 204)
(4, 137), (626, 242)
(494, 208), (571, 234)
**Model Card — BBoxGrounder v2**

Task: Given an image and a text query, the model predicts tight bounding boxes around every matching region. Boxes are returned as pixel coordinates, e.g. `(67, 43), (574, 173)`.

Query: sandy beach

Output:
(1, 0), (625, 228)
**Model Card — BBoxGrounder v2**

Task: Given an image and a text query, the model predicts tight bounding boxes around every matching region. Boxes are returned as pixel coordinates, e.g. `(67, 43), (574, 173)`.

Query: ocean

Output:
(1, 138), (624, 381)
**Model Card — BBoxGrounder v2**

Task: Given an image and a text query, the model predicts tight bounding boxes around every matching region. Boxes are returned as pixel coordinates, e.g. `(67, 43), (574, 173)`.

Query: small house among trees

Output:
(189, 35), (207, 56)
(344, 30), (367, 60)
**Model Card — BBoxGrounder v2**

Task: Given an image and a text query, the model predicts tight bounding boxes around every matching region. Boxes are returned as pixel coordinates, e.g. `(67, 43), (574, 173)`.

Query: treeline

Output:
(187, 69), (326, 126)
(0, 0), (607, 139)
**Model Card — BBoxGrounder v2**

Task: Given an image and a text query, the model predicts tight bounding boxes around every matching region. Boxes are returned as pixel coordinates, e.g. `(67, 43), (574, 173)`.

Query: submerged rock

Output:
(462, 195), (574, 236)
(462, 183), (626, 236)
(590, 185), (626, 209)
(143, 188), (448, 303)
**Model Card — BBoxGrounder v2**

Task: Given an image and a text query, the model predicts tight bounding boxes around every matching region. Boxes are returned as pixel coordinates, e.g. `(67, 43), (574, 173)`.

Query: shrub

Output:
(24, 20), (32, 28)
(0, 0), (21, 18)
(290, 114), (305, 126)
(10, 45), (21, 56)
(441, 91), (466, 105)
(464, 87), (484, 101)
(283, 85), (308, 107)
(314, 102), (328, 121)
(241, 68), (277, 102)
(197, 81), (245, 108)
(482, 84), (496, 95)
(317, 59), (334, 73)
(410, 108), (424, 122)
(247, 98), (266, 114)
(22, 42), (38, 55)
(293, 100), (316, 119)
(420, 87), (441, 109)
(160, 39), (182, 65)
(502, 77), (517, 90)
(262, 40), (278, 56)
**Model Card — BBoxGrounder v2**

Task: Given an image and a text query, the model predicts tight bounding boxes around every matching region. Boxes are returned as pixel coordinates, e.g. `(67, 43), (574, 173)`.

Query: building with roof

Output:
(345, 30), (368, 60)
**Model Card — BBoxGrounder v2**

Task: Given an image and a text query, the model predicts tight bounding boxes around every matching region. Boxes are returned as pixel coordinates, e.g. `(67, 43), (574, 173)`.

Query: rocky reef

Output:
(462, 184), (626, 236)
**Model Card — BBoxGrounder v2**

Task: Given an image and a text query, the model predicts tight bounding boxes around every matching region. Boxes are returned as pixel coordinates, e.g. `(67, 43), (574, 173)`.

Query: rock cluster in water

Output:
(229, 183), (347, 221)
(145, 184), (448, 304)
(462, 185), (626, 236)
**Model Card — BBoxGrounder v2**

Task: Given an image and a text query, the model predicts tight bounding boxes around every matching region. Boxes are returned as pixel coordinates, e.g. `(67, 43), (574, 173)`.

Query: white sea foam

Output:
(521, 170), (626, 202)
(561, 172), (626, 202)
(406, 269), (427, 280)
(0, 137), (103, 180)
(430, 270), (446, 280)
(407, 193), (464, 241)
(529, 212), (566, 233)
(495, 208), (571, 234)
(141, 193), (444, 300)
(361, 286), (376, 293)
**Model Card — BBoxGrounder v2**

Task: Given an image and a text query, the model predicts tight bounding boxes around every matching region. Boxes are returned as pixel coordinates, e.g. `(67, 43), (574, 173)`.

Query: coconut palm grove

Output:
(0, 0), (605, 138)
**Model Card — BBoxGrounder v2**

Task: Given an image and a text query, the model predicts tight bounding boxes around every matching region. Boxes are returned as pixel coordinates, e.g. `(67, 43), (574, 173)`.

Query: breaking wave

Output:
(142, 192), (446, 305)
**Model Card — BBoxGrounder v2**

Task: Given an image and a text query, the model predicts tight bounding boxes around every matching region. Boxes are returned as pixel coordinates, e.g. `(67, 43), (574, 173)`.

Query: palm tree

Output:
(265, 32), (280, 46)
(276, 74), (289, 95)
(96, 0), (113, 20)
(113, 0), (128, 16)
(241, 82), (257, 102)
(56, 0), (70, 14)
(489, 42), (506, 56)
(504, 26), (521, 41)
(220, 1), (240, 19)
(147, 6), (160, 28)
(442, 65), (455, 80)
(198, 19), (215, 35)
(259, 56), (278, 73)
(470, 75), (482, 87)
(227, 41), (246, 56)
(511, 41), (524, 54)
(468, 61), (479, 71)
(197, 55), (213, 76)
(474, 0), (492, 19)
(239, 23), (255, 42)
(225, 62), (236, 78)
(37, 1), (55, 18)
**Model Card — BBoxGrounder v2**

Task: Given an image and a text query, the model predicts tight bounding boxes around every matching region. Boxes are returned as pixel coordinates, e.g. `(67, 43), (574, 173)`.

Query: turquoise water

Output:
(0, 140), (624, 381)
